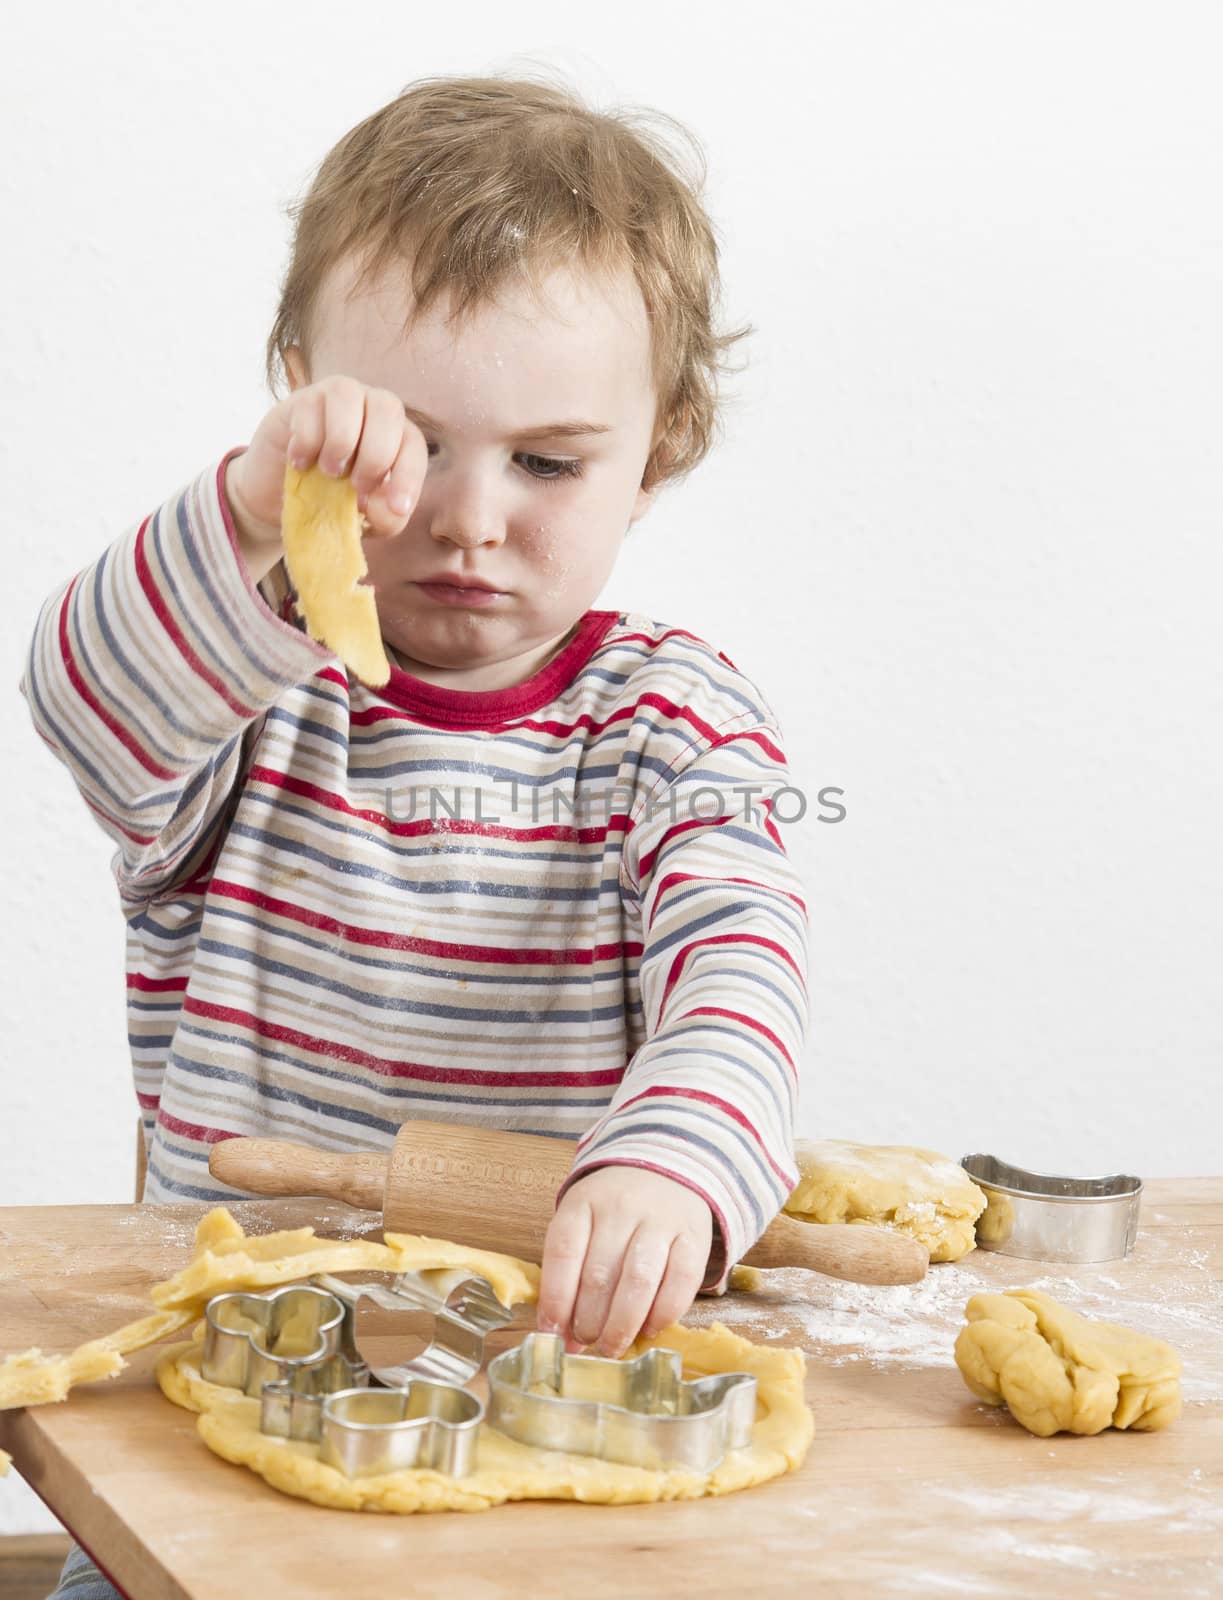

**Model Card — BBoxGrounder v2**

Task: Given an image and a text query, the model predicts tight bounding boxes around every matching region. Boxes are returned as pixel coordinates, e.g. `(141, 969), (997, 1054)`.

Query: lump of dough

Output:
(783, 1140), (987, 1262)
(974, 1189), (1016, 1245)
(727, 1264), (765, 1293)
(954, 1288), (1182, 1436)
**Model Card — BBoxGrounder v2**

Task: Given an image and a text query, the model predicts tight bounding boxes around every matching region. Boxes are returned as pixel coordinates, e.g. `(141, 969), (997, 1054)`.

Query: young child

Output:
(23, 70), (809, 1593)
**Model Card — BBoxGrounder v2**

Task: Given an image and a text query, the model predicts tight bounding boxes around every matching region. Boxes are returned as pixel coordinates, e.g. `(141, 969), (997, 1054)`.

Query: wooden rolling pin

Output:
(209, 1119), (927, 1286)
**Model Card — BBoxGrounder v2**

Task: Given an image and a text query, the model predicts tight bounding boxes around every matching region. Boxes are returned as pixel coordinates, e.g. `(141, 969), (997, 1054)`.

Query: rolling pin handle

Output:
(208, 1138), (387, 1212)
(742, 1212), (929, 1285)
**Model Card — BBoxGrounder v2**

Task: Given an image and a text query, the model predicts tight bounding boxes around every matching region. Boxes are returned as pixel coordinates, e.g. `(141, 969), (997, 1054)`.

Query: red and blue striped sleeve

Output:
(554, 710), (809, 1292)
(17, 449), (331, 908)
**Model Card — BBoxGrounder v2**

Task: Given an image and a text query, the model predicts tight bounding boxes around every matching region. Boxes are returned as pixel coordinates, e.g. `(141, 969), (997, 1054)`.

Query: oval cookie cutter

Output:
(961, 1153), (1142, 1263)
(485, 1330), (757, 1473)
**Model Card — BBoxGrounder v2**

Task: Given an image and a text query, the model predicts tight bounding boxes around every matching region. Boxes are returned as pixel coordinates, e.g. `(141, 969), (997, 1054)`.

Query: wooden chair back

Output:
(135, 1115), (147, 1204)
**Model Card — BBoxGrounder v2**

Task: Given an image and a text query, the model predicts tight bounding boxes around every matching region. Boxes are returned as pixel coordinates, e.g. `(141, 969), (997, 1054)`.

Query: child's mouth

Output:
(415, 581), (505, 608)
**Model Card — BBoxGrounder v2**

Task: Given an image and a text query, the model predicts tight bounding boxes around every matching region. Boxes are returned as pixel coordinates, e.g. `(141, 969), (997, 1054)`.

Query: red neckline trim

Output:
(374, 610), (620, 727)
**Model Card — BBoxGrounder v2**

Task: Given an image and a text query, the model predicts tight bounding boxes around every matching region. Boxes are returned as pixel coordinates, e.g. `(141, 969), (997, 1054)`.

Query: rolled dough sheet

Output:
(156, 1317), (812, 1512)
(2, 1205), (813, 1502)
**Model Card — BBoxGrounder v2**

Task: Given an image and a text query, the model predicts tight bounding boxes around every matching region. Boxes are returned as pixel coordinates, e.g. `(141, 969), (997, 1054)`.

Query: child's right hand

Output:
(224, 375), (429, 559)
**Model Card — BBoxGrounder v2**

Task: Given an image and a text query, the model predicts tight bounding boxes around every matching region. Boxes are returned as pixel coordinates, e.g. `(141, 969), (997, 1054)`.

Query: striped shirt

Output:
(19, 448), (809, 1292)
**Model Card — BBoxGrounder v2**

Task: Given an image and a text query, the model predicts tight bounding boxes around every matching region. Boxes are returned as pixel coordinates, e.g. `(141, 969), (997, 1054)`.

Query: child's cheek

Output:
(515, 521), (553, 558)
(518, 524), (575, 600)
(358, 534), (395, 589)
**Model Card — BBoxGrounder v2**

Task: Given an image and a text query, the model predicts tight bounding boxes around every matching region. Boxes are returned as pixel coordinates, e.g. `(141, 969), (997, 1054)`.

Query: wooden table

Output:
(1, 1182), (1220, 1599)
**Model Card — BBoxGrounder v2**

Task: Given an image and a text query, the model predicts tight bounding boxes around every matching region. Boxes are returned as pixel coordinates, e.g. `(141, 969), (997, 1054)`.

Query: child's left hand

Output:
(535, 1167), (714, 1357)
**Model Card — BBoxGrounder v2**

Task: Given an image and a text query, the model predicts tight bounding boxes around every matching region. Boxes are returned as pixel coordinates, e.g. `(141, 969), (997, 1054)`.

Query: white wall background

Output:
(2, 0), (1220, 1536)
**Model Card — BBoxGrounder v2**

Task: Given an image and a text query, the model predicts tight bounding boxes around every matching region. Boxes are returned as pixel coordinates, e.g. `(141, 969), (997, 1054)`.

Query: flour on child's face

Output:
(286, 252), (659, 692)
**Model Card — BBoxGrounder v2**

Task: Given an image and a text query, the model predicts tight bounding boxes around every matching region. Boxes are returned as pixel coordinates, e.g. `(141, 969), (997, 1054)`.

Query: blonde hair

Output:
(264, 70), (752, 493)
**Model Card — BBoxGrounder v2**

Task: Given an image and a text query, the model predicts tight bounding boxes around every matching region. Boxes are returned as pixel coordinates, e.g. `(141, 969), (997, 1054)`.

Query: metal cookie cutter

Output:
(961, 1153), (1143, 1263)
(201, 1269), (514, 1477)
(201, 1284), (367, 1408)
(314, 1381), (483, 1479)
(308, 1267), (515, 1388)
(486, 1331), (757, 1473)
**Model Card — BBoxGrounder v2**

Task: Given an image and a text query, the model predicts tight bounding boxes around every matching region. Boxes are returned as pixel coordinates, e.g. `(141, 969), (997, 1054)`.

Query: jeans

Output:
(47, 1539), (125, 1598)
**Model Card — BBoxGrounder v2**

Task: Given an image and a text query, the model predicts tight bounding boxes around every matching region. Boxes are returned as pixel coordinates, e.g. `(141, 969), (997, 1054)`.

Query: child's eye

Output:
(422, 443), (583, 486)
(518, 453), (584, 485)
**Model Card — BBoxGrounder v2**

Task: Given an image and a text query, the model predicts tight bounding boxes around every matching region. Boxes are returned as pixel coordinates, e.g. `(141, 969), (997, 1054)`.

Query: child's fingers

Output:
(568, 1214), (638, 1352)
(284, 376), (362, 475)
(536, 1201), (594, 1345)
(347, 388), (409, 510)
(592, 1226), (672, 1358)
(365, 414), (429, 531)
(281, 379), (426, 534)
(316, 377), (366, 478)
(285, 385), (327, 471)
(638, 1233), (708, 1340)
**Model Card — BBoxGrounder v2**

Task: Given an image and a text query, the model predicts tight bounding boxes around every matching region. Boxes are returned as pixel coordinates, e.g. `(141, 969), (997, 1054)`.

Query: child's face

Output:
(284, 252), (660, 690)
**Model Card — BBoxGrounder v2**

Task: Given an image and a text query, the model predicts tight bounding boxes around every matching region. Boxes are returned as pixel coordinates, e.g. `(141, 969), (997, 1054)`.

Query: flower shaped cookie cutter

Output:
(200, 1270), (514, 1477)
(485, 1330), (758, 1472)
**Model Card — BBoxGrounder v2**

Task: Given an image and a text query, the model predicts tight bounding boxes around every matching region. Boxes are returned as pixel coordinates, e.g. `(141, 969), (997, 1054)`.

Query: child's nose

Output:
(424, 477), (508, 548)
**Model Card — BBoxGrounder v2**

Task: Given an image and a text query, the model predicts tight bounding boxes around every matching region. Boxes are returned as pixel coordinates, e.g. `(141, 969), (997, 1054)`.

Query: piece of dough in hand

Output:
(783, 1140), (987, 1262)
(954, 1288), (1182, 1436)
(281, 462), (390, 685)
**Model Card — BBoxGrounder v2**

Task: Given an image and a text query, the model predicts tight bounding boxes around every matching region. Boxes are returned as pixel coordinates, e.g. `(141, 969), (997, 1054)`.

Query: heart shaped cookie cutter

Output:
(485, 1330), (758, 1472)
(961, 1152), (1143, 1262)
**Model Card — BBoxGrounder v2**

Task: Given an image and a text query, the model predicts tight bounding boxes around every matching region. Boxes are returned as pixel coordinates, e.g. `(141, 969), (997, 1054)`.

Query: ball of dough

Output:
(954, 1288), (1182, 1436)
(783, 1140), (987, 1262)
(727, 1264), (765, 1294)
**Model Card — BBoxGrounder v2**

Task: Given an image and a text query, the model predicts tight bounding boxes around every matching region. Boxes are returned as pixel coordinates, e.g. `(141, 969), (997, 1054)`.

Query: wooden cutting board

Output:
(1, 1182), (1221, 1600)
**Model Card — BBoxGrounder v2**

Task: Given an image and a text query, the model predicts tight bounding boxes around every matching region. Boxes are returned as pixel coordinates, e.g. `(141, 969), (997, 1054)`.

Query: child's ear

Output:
(284, 345), (309, 391)
(629, 481), (657, 526)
